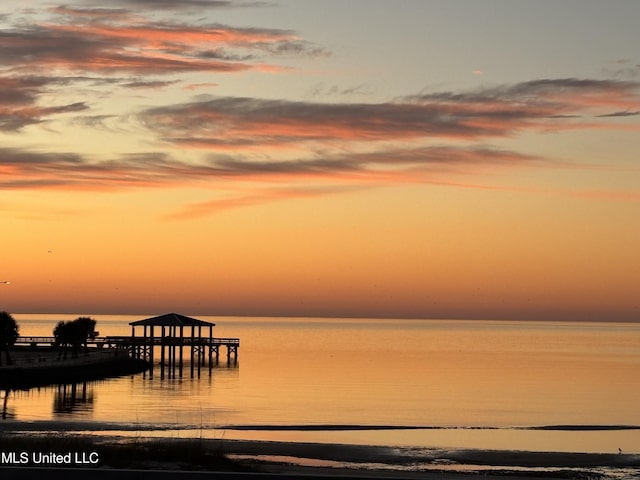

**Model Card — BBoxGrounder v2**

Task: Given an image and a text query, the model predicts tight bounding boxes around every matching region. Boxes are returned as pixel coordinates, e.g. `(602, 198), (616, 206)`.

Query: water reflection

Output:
(53, 382), (94, 417)
(1, 383), (96, 419)
(147, 355), (239, 380)
(3, 319), (639, 456)
(2, 389), (14, 419)
(1, 359), (238, 422)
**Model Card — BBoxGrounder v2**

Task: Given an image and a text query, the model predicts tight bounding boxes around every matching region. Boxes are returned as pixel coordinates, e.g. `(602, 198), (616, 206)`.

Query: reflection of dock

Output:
(15, 313), (239, 379)
(54, 382), (94, 416)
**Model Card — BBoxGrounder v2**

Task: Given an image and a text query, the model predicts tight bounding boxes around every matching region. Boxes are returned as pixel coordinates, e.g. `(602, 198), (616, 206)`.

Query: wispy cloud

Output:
(602, 58), (640, 79)
(404, 78), (640, 116)
(306, 83), (373, 99)
(140, 79), (640, 149)
(0, 6), (324, 77)
(159, 146), (541, 219)
(2, 3), (639, 218)
(0, 145), (536, 191)
(196, 146), (538, 181)
(122, 79), (179, 89)
(0, 4), (324, 129)
(163, 185), (358, 220)
(127, 78), (640, 216)
(0, 149), (193, 190)
(6, 144), (628, 219)
(183, 82), (219, 91)
(0, 76), (89, 131)
(1, 24), (268, 75)
(596, 110), (640, 118)
(3, 74), (639, 216)
(77, 0), (272, 10)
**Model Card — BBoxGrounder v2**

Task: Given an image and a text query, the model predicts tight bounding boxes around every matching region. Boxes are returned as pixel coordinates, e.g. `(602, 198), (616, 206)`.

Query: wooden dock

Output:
(14, 335), (239, 379)
(15, 336), (239, 355)
(13, 314), (239, 379)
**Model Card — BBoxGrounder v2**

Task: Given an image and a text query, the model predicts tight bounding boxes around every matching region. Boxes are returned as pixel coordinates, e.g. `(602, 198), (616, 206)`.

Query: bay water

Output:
(4, 315), (640, 456)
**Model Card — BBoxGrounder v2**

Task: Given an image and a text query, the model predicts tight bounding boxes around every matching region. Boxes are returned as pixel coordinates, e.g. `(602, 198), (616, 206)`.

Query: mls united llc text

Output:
(1, 451), (100, 465)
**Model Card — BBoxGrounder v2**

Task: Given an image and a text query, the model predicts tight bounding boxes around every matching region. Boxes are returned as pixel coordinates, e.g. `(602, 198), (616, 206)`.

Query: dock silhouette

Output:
(14, 313), (239, 379)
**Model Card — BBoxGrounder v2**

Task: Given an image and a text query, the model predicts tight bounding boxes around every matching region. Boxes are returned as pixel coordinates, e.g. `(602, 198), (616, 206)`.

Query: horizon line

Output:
(10, 312), (640, 324)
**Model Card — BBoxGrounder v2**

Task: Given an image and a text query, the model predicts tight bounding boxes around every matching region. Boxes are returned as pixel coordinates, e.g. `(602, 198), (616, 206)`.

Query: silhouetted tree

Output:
(73, 316), (97, 351)
(53, 321), (71, 359)
(0, 311), (19, 366)
(54, 316), (97, 359)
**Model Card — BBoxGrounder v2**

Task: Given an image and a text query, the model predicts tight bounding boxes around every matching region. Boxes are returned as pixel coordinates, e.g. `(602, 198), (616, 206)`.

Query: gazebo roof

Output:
(130, 313), (215, 327)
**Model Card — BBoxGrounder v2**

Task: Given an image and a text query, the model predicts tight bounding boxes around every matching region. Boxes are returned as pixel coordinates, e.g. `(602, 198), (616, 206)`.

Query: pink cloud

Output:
(0, 9), (322, 76)
(140, 79), (640, 151)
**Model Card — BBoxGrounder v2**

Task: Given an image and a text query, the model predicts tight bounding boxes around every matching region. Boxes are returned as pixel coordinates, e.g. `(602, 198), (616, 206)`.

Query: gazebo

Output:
(130, 312), (215, 343)
(129, 313), (216, 377)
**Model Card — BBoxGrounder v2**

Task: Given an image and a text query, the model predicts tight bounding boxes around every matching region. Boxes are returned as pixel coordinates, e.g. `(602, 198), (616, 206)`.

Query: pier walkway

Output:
(14, 336), (240, 353)
(14, 335), (239, 378)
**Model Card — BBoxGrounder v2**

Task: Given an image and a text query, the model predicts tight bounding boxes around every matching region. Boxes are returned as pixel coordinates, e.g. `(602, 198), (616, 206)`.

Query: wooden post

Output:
(179, 325), (184, 376)
(173, 326), (178, 378)
(172, 326), (177, 378)
(150, 325), (155, 367)
(130, 326), (134, 358)
(143, 325), (148, 361)
(208, 325), (213, 369)
(198, 325), (203, 367)
(160, 326), (166, 379)
(190, 326), (195, 377)
(170, 326), (175, 378)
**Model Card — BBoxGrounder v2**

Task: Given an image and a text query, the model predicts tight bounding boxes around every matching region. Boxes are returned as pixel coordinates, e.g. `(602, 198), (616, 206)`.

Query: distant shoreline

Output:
(222, 423), (640, 432)
(11, 313), (640, 325)
(3, 419), (639, 434)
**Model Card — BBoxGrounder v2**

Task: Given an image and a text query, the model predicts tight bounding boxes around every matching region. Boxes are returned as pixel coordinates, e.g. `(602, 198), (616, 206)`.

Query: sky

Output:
(1, 0), (639, 321)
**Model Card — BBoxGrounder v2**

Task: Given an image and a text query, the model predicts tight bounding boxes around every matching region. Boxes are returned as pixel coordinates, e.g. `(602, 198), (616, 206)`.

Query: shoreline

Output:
(2, 419), (640, 456)
(0, 349), (150, 389)
(1, 431), (639, 479)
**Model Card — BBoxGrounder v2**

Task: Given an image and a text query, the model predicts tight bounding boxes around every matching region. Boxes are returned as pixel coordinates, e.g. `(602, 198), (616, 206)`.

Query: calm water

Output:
(3, 315), (640, 455)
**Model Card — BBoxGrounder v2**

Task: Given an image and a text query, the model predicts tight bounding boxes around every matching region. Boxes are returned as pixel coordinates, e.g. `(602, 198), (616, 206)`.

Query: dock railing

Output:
(11, 334), (239, 377)
(14, 336), (239, 347)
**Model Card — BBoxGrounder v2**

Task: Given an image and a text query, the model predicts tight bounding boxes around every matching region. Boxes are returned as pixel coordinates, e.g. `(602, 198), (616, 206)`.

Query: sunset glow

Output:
(1, 1), (639, 320)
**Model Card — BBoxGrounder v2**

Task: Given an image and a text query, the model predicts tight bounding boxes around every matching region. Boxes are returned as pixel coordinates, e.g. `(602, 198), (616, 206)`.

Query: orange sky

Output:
(1, 1), (640, 320)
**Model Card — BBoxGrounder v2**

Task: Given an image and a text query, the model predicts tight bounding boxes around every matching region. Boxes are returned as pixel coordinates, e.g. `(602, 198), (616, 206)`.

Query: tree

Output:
(53, 321), (71, 359)
(54, 316), (97, 359)
(0, 311), (19, 366)
(74, 316), (97, 351)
